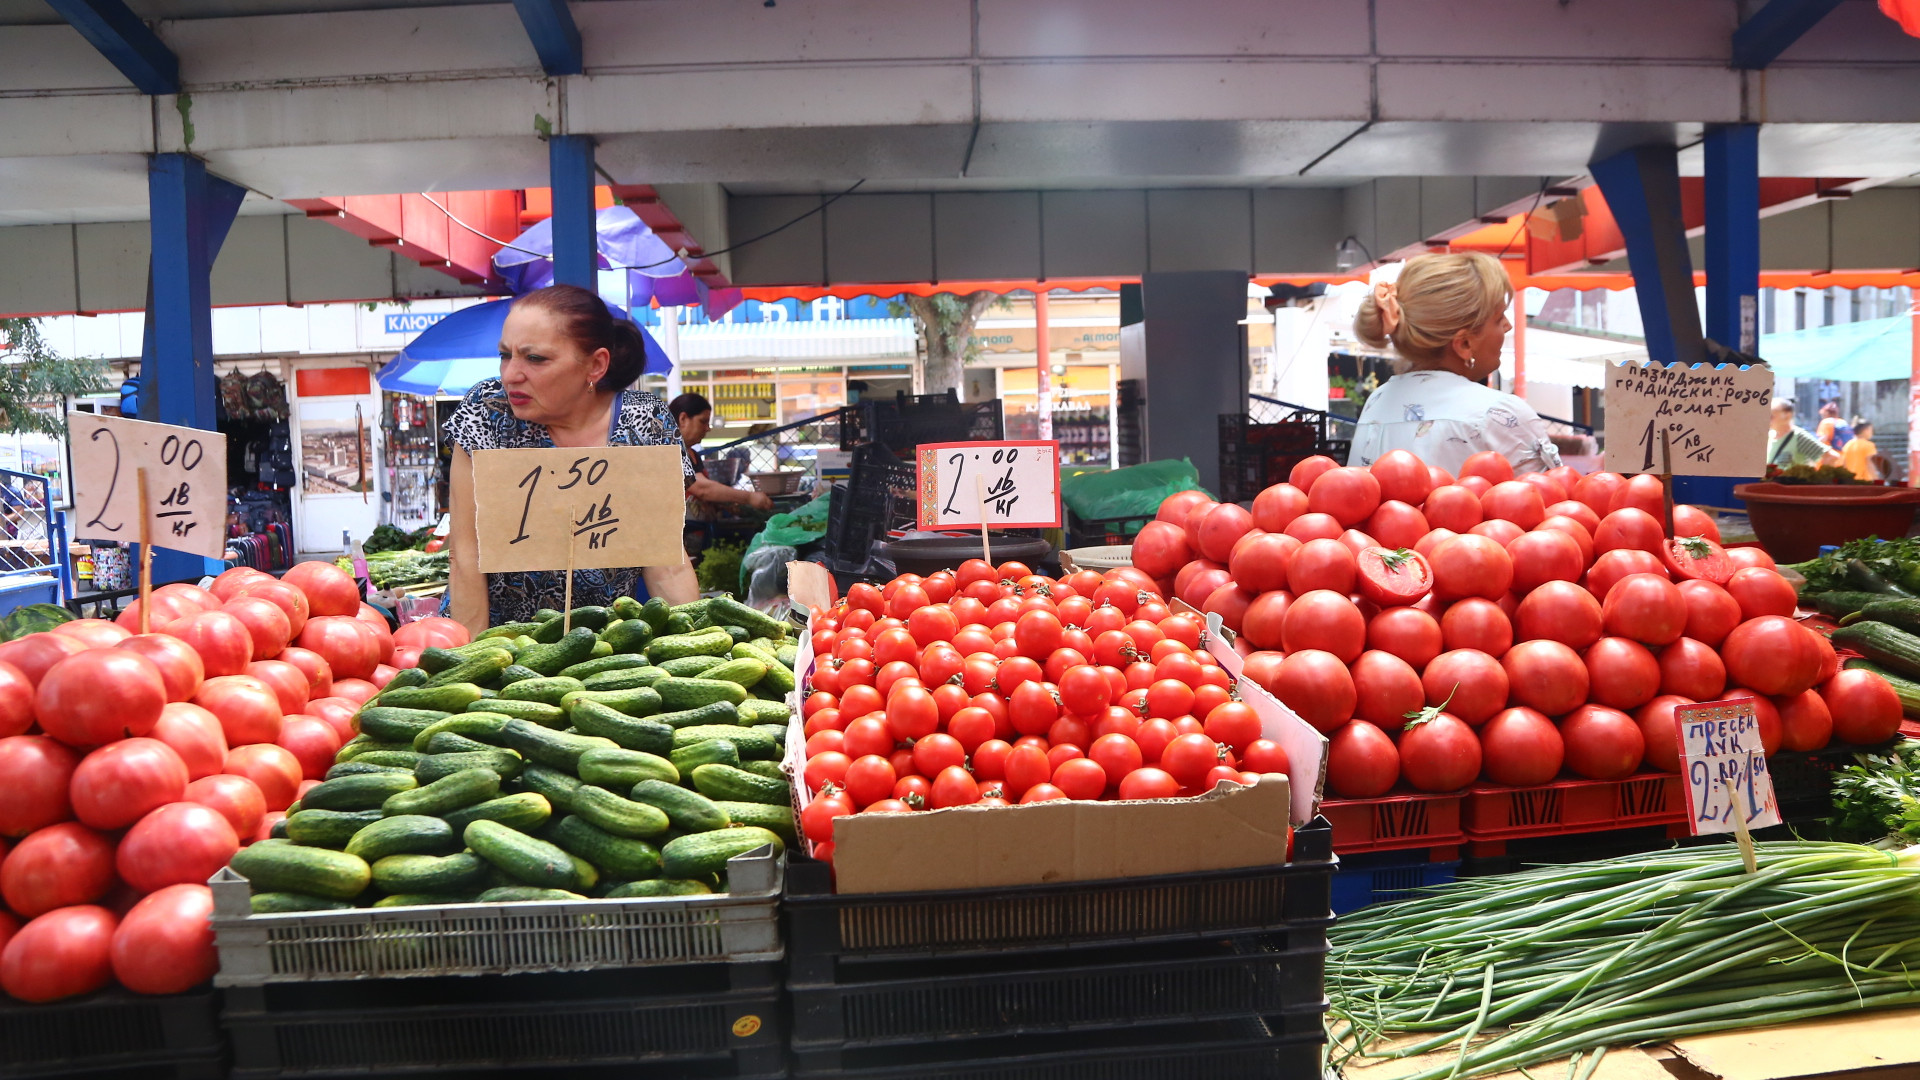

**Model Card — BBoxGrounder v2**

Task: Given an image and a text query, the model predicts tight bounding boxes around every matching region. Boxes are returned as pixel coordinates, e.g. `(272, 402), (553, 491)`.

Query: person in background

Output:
(1348, 251), (1562, 477)
(1816, 401), (1855, 453)
(1840, 418), (1882, 481)
(1767, 397), (1846, 470)
(668, 393), (774, 513)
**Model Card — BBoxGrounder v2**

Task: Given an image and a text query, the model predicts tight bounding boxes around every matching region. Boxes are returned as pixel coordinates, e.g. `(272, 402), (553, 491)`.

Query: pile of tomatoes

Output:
(798, 562), (1292, 864)
(0, 561), (447, 1003)
(1132, 449), (1906, 800)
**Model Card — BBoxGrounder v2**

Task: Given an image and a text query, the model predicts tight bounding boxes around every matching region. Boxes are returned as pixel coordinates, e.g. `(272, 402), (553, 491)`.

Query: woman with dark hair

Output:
(668, 392), (774, 512)
(441, 284), (698, 633)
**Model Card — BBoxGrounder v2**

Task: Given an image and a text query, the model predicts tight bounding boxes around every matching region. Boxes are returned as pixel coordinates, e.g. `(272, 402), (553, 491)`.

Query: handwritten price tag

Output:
(1603, 361), (1772, 477)
(471, 445), (684, 573)
(68, 413), (227, 559)
(1677, 699), (1781, 837)
(914, 441), (1062, 530)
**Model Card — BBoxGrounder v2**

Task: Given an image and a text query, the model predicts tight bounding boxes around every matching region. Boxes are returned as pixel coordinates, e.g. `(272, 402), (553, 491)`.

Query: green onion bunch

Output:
(1328, 841), (1920, 1080)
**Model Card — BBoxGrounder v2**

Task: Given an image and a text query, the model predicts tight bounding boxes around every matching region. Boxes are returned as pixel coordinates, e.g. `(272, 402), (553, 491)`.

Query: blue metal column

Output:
(143, 153), (244, 582)
(548, 135), (598, 289)
(1589, 144), (1707, 367)
(1704, 124), (1761, 353)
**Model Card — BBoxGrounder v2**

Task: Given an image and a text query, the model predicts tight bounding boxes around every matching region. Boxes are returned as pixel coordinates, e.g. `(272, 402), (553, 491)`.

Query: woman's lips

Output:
(507, 392), (531, 406)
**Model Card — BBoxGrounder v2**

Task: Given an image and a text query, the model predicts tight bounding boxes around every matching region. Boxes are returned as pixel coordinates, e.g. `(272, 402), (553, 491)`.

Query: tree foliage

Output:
(892, 292), (1005, 397)
(0, 318), (110, 436)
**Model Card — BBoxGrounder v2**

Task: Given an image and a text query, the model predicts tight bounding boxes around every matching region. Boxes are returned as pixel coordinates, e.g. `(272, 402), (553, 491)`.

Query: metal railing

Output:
(704, 408), (847, 487)
(0, 469), (69, 602)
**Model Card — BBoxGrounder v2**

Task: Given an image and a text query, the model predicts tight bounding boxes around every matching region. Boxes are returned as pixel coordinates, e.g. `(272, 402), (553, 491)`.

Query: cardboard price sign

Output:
(1603, 361), (1772, 477)
(914, 441), (1061, 530)
(69, 413), (227, 559)
(1677, 699), (1781, 838)
(471, 445), (684, 573)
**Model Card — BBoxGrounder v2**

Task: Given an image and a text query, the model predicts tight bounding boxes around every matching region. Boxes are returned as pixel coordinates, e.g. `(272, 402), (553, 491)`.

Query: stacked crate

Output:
(0, 987), (224, 1079)
(780, 819), (1336, 1079)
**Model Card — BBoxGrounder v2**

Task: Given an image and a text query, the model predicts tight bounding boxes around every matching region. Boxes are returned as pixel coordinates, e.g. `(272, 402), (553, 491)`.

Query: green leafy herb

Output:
(1827, 739), (1920, 842)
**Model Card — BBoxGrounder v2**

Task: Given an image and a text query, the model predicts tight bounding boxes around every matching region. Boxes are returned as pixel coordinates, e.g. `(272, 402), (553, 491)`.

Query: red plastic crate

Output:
(1462, 773), (1685, 840)
(1318, 792), (1464, 853)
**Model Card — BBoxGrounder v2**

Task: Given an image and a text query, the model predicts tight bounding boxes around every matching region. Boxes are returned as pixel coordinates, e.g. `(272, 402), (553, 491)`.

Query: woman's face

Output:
(498, 303), (610, 426)
(677, 410), (712, 444)
(1448, 308), (1510, 383)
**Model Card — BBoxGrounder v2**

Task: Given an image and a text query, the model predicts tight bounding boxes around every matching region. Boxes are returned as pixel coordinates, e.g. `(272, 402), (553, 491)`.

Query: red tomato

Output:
(223, 743), (302, 811)
(1480, 481), (1545, 529)
(1289, 455), (1340, 493)
(1307, 467), (1382, 527)
(1371, 449), (1434, 505)
(1020, 783), (1069, 804)
(886, 583), (931, 620)
(247, 659), (311, 716)
(233, 577), (311, 638)
(1545, 500), (1603, 534)
(1658, 637), (1727, 701)
(1351, 650), (1425, 731)
(1521, 471), (1569, 506)
(1118, 766), (1180, 799)
(112, 589), (205, 635)
(0, 660), (32, 739)
(1514, 581), (1604, 650)
(1057, 665), (1112, 717)
(1586, 548), (1666, 603)
(1270, 650), (1357, 733)
(0, 904), (118, 1002)
(1775, 689), (1834, 752)
(1560, 704), (1645, 780)
(841, 754), (897, 808)
(211, 566), (272, 601)
(1506, 529), (1584, 596)
(392, 616), (469, 651)
(36, 648), (166, 748)
(0, 735), (77, 838)
(1281, 590), (1365, 663)
(1479, 707), (1564, 786)
(804, 729), (845, 758)
(0, 822), (115, 917)
(803, 751), (852, 792)
(1423, 486), (1484, 533)
(1659, 535), (1733, 584)
(1354, 546), (1433, 608)
(183, 773), (265, 839)
(110, 884), (217, 995)
(1593, 508), (1664, 557)
(1399, 713), (1481, 792)
(1428, 534), (1513, 601)
(1606, 473), (1666, 518)
(1725, 567), (1797, 621)
(875, 660), (920, 698)
(1460, 451), (1514, 485)
(1421, 650), (1508, 725)
(282, 560), (361, 617)
(50, 618), (128, 649)
(956, 557), (999, 587)
(115, 801), (239, 894)
(1584, 637), (1661, 710)
(222, 597), (292, 661)
(1367, 607), (1443, 670)
(1239, 591), (1293, 651)
(1822, 669), (1903, 745)
(276, 716), (341, 781)
(1241, 739), (1290, 775)
(1197, 584), (1251, 635)
(930, 765), (982, 808)
(1041, 757), (1099, 800)
(70, 737), (188, 831)
(103, 635), (200, 710)
(302, 697), (359, 743)
(1365, 501), (1431, 551)
(1088, 732), (1144, 782)
(1494, 638), (1584, 716)
(841, 716), (895, 760)
(1468, 518), (1524, 547)
(1202, 701), (1261, 752)
(801, 788), (854, 842)
(1633, 695), (1692, 772)
(1676, 580), (1743, 646)
(1327, 720), (1399, 798)
(1159, 733), (1220, 788)
(1602, 573), (1687, 646)
(1456, 475), (1492, 497)
(159, 610), (253, 679)
(295, 616), (382, 682)
(912, 733), (967, 777)
(1014, 609), (1066, 660)
(1196, 502), (1255, 562)
(1130, 521), (1193, 579)
(1008, 680), (1060, 736)
(1536, 518), (1598, 570)
(1251, 482), (1309, 533)
(1723, 616), (1823, 697)
(871, 628), (918, 667)
(1719, 688), (1783, 755)
(1724, 545), (1777, 571)
(1573, 471), (1627, 517)
(149, 702), (228, 780)
(1439, 598), (1512, 656)
(193, 675), (284, 746)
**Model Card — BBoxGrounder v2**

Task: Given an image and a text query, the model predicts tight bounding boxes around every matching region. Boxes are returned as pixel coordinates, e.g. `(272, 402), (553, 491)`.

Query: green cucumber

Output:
(691, 763), (789, 805)
(382, 668), (432, 692)
(423, 731), (495, 755)
(463, 820), (581, 889)
(470, 698), (569, 730)
(638, 597), (672, 632)
(1805, 591), (1891, 621)
(663, 611), (696, 635)
(1832, 621), (1920, 681)
(566, 700), (673, 755)
(1846, 598), (1920, 634)
(382, 768), (500, 817)
(547, 815), (663, 880)
(717, 625), (752, 645)
(496, 664), (543, 686)
(355, 707), (450, 744)
(674, 725), (780, 760)
(250, 892), (356, 913)
(561, 686), (663, 717)
(497, 718), (617, 771)
(498, 676), (585, 706)
(578, 747), (679, 788)
(629, 779), (730, 833)
(570, 785), (671, 838)
(375, 683), (486, 712)
(775, 644), (798, 670)
(515, 764), (582, 812)
(374, 892), (478, 908)
(658, 654), (728, 678)
(415, 748), (523, 783)
(411, 713), (512, 752)
(346, 815), (459, 861)
(611, 596), (644, 622)
(660, 827), (784, 879)
(476, 886), (585, 903)
(606, 879), (711, 898)
(515, 627), (599, 676)
(670, 739), (740, 775)
(303, 772), (417, 811)
(702, 657), (768, 689)
(646, 629), (735, 663)
(352, 750), (426, 770)
(736, 700), (792, 725)
(231, 843), (371, 901)
(478, 621), (543, 641)
(707, 595), (788, 639)
(655, 677), (749, 710)
(325, 761), (411, 780)
(372, 852), (489, 895)
(443, 792), (553, 833)
(714, 801), (798, 844)
(654, 701), (740, 729)
(558, 654), (650, 680)
(582, 666), (670, 691)
(284, 809), (384, 848)
(738, 759), (786, 782)
(598, 619), (653, 655)
(425, 648), (513, 688)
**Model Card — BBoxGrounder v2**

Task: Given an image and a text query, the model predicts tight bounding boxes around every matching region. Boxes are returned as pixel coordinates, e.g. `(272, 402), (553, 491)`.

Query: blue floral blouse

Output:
(443, 377), (692, 625)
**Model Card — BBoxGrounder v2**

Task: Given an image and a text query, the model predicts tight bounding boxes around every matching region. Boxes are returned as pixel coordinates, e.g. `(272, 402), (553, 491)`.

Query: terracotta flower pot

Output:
(1731, 482), (1920, 563)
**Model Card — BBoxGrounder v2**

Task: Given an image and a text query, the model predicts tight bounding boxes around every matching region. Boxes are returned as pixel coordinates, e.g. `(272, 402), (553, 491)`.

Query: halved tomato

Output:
(1660, 534), (1733, 584)
(1354, 547), (1433, 607)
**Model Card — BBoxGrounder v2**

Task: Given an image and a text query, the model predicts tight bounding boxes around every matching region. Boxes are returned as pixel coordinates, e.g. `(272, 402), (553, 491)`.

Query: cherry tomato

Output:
(1046, 743), (1085, 769)
(804, 751), (851, 791)
(1125, 620), (1167, 653)
(1093, 629), (1138, 668)
(1009, 680), (1062, 736)
(926, 766), (980, 809)
(912, 733), (967, 777)
(1047, 714), (1092, 750)
(1161, 733), (1221, 787)
(1086, 604), (1127, 636)
(847, 583), (884, 614)
(1094, 706), (1142, 739)
(801, 787), (854, 843)
(1204, 764), (1247, 790)
(876, 661), (921, 698)
(803, 691), (837, 719)
(972, 738), (1013, 781)
(1058, 665), (1113, 717)
(842, 715), (896, 759)
(1160, 614), (1204, 649)
(1203, 700), (1262, 751)
(1052, 757), (1108, 800)
(842, 755), (896, 807)
(997, 561), (1032, 581)
(1058, 596), (1094, 628)
(863, 798), (913, 814)
(803, 708), (846, 738)
(889, 747), (917, 777)
(970, 691), (1012, 738)
(1003, 744), (1052, 797)
(838, 657), (877, 689)
(997, 655), (1043, 695)
(1190, 683), (1232, 720)
(1020, 783), (1069, 804)
(804, 729), (846, 757)
(893, 775), (932, 805)
(1144, 678), (1197, 720)
(919, 644), (965, 685)
(956, 558), (997, 588)
(1149, 639), (1191, 663)
(1089, 733), (1144, 785)
(961, 655), (1001, 696)
(1136, 717), (1179, 762)
(1118, 766), (1180, 799)
(1241, 739), (1291, 774)
(885, 685), (939, 741)
(1014, 610), (1065, 659)
(906, 605), (958, 646)
(942, 706), (993, 752)
(1043, 647), (1090, 684)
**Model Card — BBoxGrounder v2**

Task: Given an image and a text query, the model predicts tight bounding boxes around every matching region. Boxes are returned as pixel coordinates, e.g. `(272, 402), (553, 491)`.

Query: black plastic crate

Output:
(0, 987), (224, 1079)
(1065, 510), (1153, 546)
(823, 445), (919, 566)
(1768, 739), (1900, 822)
(790, 934), (1327, 1049)
(223, 964), (782, 1078)
(789, 1017), (1324, 1078)
(784, 819), (1333, 983)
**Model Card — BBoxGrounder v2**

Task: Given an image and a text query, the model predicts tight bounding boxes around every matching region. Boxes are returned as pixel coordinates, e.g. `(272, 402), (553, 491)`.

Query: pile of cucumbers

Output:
(230, 594), (800, 913)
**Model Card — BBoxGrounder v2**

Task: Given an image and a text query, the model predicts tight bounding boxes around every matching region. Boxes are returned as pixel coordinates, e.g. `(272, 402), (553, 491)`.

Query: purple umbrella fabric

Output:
(493, 205), (743, 319)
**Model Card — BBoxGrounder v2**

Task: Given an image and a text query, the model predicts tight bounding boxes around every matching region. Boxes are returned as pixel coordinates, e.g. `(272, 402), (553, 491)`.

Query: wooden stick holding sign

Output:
(974, 474), (992, 566)
(1727, 783), (1759, 873)
(136, 467), (151, 634)
(563, 533), (576, 635)
(1660, 427), (1676, 540)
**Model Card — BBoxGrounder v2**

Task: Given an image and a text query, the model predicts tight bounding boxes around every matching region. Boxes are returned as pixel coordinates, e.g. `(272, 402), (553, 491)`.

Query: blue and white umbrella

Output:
(375, 298), (672, 397)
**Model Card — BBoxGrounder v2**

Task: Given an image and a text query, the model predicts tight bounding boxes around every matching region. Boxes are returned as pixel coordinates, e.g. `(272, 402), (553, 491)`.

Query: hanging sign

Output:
(1602, 361), (1772, 476)
(471, 445), (684, 573)
(914, 441), (1062, 530)
(1677, 699), (1782, 837)
(68, 413), (228, 559)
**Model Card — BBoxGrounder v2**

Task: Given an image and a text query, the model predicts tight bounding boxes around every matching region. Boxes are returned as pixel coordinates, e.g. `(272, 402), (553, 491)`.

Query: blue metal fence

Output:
(0, 468), (70, 611)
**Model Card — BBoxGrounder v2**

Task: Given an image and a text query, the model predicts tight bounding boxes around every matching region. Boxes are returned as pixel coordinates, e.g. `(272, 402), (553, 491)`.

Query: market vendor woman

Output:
(443, 284), (699, 634)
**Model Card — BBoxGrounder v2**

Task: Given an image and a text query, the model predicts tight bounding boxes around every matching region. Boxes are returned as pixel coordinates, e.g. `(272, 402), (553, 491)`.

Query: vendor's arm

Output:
(689, 474), (773, 512)
(642, 556), (699, 605)
(1481, 401), (1562, 476)
(446, 447), (488, 637)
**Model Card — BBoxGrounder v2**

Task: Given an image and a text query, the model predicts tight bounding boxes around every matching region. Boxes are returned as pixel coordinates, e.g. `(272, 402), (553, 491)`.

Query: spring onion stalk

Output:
(1328, 841), (1920, 1080)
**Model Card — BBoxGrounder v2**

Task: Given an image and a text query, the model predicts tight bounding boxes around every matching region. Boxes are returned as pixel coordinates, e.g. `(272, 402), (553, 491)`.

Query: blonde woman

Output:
(1348, 251), (1562, 477)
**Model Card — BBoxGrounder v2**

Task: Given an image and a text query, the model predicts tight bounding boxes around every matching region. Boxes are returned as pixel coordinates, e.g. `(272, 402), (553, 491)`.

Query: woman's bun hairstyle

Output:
(511, 284), (645, 392)
(1353, 295), (1393, 350)
(1353, 251), (1511, 365)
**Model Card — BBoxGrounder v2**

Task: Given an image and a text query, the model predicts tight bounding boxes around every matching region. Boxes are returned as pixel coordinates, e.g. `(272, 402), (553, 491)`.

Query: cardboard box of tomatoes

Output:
(783, 584), (1331, 896)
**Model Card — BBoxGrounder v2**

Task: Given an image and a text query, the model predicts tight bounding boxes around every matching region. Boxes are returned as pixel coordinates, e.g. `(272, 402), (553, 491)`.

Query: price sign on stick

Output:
(914, 441), (1061, 530)
(1677, 699), (1781, 867)
(1603, 360), (1772, 477)
(68, 413), (227, 559)
(471, 445), (683, 573)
